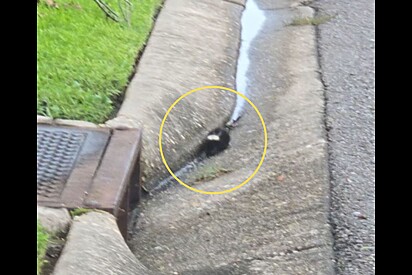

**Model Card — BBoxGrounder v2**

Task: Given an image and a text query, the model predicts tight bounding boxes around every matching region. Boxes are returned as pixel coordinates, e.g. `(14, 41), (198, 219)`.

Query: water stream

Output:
(229, 0), (266, 123)
(149, 0), (266, 194)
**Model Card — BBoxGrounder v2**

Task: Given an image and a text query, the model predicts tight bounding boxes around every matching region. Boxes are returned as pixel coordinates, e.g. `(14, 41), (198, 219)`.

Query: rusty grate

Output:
(37, 123), (142, 238)
(37, 129), (87, 198)
(37, 124), (111, 207)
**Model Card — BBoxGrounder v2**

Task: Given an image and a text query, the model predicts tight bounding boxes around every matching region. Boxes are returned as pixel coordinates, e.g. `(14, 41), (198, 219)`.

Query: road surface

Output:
(313, 0), (376, 273)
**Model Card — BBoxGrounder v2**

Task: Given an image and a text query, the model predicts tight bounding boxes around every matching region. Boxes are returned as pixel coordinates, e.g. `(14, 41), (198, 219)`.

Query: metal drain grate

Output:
(37, 123), (142, 238)
(37, 124), (111, 207)
(37, 129), (87, 198)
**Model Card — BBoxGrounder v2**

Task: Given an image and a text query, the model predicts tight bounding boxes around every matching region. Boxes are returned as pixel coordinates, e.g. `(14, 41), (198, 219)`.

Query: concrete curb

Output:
(37, 206), (71, 236)
(128, 0), (336, 274)
(38, 0), (336, 274)
(52, 211), (157, 275)
(40, 0), (246, 274)
(105, 0), (245, 190)
(37, 0), (246, 191)
(37, 116), (100, 128)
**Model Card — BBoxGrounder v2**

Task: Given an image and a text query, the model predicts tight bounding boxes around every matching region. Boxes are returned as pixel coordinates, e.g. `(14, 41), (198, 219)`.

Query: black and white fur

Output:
(199, 127), (231, 157)
(197, 116), (241, 158)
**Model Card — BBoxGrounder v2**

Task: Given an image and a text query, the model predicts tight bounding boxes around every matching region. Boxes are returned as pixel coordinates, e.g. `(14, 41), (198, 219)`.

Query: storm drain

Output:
(37, 128), (101, 199)
(37, 124), (142, 237)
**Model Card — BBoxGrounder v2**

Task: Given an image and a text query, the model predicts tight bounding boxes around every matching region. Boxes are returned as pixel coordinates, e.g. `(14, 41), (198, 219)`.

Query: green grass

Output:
(192, 165), (232, 183)
(289, 14), (336, 26)
(37, 0), (163, 123)
(37, 221), (49, 275)
(69, 207), (92, 217)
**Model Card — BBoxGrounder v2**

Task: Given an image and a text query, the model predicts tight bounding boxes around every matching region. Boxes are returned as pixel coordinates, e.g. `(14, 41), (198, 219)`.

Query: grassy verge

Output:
(37, 0), (163, 123)
(37, 221), (49, 275)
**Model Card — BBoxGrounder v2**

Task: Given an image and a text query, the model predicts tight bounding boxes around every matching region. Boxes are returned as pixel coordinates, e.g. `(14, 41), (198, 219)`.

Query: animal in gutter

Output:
(200, 127), (231, 157)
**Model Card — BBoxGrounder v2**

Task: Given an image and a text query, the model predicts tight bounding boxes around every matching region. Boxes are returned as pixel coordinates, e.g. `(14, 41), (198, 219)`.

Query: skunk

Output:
(199, 127), (231, 157)
(197, 116), (241, 158)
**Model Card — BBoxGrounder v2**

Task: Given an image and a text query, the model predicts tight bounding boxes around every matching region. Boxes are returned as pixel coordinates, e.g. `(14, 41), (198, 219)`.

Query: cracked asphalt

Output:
(313, 0), (375, 274)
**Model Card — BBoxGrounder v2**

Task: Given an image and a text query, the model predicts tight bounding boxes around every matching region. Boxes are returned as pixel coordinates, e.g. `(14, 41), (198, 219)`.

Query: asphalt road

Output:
(313, 0), (375, 274)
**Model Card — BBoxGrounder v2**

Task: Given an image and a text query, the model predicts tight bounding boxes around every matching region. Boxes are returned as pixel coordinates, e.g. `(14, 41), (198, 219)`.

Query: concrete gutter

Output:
(129, 0), (336, 274)
(44, 0), (245, 274)
(105, 0), (245, 190)
(39, 0), (336, 274)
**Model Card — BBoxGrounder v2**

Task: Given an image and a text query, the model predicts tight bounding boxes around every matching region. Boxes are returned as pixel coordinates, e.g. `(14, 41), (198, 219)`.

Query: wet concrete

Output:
(129, 0), (334, 274)
(230, 0), (266, 123)
(148, 0), (267, 194)
(105, 0), (243, 191)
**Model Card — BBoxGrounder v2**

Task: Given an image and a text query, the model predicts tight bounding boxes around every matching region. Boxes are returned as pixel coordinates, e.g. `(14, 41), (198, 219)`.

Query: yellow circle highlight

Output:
(159, 85), (267, 195)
